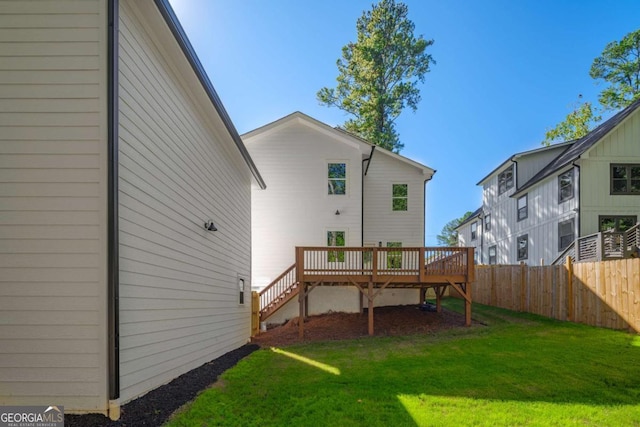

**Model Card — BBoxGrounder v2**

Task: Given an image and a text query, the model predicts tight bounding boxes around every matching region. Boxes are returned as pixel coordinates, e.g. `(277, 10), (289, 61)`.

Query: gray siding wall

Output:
(118, 0), (252, 403)
(0, 0), (109, 412)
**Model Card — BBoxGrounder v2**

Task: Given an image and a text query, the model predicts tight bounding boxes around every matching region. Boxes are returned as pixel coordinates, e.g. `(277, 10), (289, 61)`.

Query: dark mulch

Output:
(64, 344), (259, 427)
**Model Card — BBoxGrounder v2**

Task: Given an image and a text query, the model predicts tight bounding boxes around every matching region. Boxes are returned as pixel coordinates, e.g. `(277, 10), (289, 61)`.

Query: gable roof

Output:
(513, 97), (640, 196)
(242, 111), (436, 176)
(454, 207), (483, 230)
(476, 140), (575, 186)
(153, 0), (266, 189)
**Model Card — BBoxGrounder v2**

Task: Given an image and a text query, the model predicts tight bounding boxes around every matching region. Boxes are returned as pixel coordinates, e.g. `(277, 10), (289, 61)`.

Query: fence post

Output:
(566, 256), (574, 322)
(520, 262), (526, 312)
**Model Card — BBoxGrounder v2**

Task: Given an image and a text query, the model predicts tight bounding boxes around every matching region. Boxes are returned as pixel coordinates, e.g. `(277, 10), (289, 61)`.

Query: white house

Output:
(0, 0), (264, 418)
(243, 112), (435, 321)
(457, 99), (640, 265)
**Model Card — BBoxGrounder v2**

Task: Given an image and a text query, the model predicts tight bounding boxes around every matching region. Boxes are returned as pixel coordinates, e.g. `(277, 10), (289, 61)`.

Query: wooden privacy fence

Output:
(461, 258), (640, 332)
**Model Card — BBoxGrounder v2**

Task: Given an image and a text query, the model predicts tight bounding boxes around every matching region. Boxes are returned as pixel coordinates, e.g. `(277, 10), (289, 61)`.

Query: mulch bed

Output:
(64, 344), (259, 427)
(252, 304), (471, 347)
(65, 304), (469, 426)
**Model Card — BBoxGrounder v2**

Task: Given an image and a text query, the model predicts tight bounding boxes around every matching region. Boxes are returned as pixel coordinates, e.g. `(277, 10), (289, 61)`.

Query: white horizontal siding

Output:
(117, 0), (253, 403)
(363, 152), (426, 247)
(0, 0), (108, 413)
(245, 119), (363, 289)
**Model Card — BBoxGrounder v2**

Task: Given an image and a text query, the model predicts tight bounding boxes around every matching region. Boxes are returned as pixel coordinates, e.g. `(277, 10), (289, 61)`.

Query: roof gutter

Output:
(107, 0), (120, 401)
(153, 0), (266, 189)
(361, 146), (376, 246)
(423, 171), (436, 246)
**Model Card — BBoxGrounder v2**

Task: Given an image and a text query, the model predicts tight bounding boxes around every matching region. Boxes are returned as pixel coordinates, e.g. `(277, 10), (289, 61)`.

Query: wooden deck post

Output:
(368, 281), (374, 336)
(296, 247), (304, 340)
(465, 282), (472, 326)
(359, 291), (364, 315)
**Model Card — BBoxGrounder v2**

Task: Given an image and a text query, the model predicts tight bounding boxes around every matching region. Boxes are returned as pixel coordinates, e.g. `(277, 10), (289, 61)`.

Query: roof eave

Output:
(153, 0), (266, 189)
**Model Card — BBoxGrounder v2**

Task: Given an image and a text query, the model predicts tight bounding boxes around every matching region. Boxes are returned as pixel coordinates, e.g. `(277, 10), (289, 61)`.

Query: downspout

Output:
(423, 172), (435, 246)
(479, 211), (484, 264)
(361, 146), (376, 246)
(107, 0), (120, 407)
(572, 161), (581, 237)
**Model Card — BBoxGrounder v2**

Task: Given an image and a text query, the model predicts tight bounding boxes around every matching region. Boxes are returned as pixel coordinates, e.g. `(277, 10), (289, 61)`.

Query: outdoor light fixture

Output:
(335, 210), (340, 215)
(204, 220), (218, 231)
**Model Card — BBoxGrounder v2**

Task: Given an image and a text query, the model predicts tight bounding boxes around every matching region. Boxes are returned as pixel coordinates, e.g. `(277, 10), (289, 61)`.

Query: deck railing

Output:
(295, 246), (474, 283)
(259, 263), (297, 316)
(552, 223), (640, 265)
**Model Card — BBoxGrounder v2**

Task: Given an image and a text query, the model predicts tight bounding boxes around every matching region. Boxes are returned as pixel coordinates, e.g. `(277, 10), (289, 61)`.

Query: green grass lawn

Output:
(165, 299), (640, 426)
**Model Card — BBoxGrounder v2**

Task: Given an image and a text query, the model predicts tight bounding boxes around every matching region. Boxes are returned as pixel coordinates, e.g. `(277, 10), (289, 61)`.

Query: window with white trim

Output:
(484, 214), (491, 232)
(328, 163), (346, 195)
(392, 184), (408, 211)
(327, 231), (345, 262)
(471, 221), (478, 240)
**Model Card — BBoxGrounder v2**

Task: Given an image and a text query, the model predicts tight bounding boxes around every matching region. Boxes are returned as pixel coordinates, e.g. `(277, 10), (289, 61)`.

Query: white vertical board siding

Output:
(117, 0), (252, 403)
(580, 109), (640, 235)
(245, 119), (363, 289)
(482, 166), (517, 264)
(511, 172), (578, 265)
(363, 152), (426, 246)
(0, 0), (109, 412)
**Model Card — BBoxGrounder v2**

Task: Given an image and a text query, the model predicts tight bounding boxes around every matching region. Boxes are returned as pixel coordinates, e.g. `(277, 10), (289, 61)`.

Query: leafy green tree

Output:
(542, 100), (602, 146)
(317, 0), (434, 153)
(590, 29), (640, 110)
(437, 211), (473, 247)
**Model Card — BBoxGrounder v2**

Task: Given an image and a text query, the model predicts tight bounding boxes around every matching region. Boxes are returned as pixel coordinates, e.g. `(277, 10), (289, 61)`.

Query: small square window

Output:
(471, 222), (478, 240)
(392, 184), (408, 211)
(517, 194), (528, 221)
(558, 169), (574, 203)
(328, 163), (346, 195)
(517, 234), (528, 261)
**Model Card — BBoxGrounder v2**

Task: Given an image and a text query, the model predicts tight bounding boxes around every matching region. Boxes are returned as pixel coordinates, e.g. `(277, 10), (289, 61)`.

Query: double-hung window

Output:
(327, 231), (345, 262)
(558, 219), (575, 251)
(558, 169), (574, 203)
(471, 222), (478, 240)
(611, 164), (640, 195)
(498, 165), (514, 195)
(484, 214), (491, 232)
(387, 242), (402, 269)
(488, 245), (497, 265)
(328, 163), (346, 195)
(517, 234), (528, 261)
(517, 194), (528, 221)
(392, 184), (408, 211)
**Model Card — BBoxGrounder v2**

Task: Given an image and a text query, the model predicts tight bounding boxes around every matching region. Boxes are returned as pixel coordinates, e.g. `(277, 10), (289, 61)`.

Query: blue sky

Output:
(168, 0), (640, 245)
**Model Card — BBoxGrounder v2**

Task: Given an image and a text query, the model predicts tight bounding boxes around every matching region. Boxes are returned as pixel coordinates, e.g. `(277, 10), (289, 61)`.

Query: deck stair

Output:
(553, 223), (639, 264)
(259, 264), (298, 321)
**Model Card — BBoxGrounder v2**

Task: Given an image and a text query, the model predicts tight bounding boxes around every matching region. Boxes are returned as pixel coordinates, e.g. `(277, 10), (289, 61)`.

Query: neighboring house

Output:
(243, 112), (435, 321)
(455, 208), (483, 264)
(0, 0), (264, 418)
(457, 99), (640, 265)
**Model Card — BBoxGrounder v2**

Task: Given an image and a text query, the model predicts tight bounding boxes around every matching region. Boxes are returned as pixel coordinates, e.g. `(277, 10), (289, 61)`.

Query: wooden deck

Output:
(260, 246), (474, 339)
